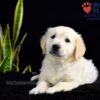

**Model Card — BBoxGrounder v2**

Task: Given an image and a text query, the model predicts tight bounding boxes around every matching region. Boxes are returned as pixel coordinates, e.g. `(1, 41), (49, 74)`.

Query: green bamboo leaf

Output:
(0, 25), (3, 62)
(13, 33), (27, 70)
(29, 65), (32, 73)
(22, 65), (32, 74)
(0, 24), (3, 46)
(13, 64), (20, 72)
(13, 33), (27, 59)
(0, 56), (13, 73)
(0, 56), (8, 72)
(0, 40), (3, 62)
(2, 24), (12, 72)
(13, 0), (23, 48)
(3, 25), (11, 57)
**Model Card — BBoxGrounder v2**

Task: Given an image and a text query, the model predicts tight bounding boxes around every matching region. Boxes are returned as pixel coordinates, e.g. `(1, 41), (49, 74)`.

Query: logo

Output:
(81, 1), (100, 20)
(82, 2), (92, 14)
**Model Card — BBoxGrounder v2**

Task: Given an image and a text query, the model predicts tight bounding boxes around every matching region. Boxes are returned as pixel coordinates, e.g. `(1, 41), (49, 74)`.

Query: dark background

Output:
(0, 0), (100, 72)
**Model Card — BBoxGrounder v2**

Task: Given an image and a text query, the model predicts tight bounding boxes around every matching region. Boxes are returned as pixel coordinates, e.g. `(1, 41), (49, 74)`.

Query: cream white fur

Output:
(29, 26), (98, 95)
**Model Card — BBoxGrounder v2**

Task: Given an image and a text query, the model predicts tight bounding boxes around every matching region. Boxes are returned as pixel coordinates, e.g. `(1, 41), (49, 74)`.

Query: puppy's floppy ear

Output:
(75, 35), (86, 60)
(40, 35), (46, 54)
(40, 27), (52, 54)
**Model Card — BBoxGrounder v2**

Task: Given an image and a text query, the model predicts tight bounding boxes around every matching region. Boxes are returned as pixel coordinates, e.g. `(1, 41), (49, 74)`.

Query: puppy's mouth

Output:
(50, 50), (62, 57)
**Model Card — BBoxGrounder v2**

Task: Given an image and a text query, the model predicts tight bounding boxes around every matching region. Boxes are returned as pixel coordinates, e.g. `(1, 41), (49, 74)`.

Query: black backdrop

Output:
(0, 0), (100, 72)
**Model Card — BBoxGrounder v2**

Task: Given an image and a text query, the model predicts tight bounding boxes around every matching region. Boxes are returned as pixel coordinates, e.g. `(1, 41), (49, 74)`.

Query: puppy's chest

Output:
(46, 65), (70, 85)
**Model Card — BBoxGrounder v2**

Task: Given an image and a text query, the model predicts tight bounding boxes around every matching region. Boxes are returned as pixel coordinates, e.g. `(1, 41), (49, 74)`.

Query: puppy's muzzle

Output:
(50, 44), (61, 57)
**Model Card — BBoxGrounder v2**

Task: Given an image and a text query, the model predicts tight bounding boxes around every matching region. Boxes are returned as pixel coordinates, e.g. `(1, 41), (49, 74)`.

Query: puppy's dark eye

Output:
(65, 38), (70, 43)
(51, 34), (56, 39)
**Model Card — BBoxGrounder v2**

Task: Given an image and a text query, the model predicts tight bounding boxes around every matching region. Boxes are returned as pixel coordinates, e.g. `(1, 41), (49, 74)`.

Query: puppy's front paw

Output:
(46, 87), (57, 94)
(29, 87), (47, 95)
(29, 88), (39, 95)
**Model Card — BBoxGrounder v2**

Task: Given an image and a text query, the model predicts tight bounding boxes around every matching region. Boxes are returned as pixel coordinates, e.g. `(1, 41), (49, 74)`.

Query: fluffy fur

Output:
(29, 26), (98, 95)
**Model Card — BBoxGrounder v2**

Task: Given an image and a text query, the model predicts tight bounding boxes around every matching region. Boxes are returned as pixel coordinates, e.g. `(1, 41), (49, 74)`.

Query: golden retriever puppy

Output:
(29, 26), (98, 94)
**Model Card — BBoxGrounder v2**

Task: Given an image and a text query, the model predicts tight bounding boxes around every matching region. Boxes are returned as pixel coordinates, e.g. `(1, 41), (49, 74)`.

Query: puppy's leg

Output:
(29, 81), (48, 95)
(46, 81), (80, 94)
(31, 75), (39, 81)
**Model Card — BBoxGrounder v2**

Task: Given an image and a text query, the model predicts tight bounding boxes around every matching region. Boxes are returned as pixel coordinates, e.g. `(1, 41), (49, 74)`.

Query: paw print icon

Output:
(82, 2), (92, 14)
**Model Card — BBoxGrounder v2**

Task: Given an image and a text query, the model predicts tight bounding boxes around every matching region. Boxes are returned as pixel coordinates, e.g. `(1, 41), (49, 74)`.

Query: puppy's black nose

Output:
(52, 44), (60, 51)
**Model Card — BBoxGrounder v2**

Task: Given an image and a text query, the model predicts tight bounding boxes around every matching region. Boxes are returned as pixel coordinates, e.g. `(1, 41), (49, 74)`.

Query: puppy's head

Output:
(40, 26), (86, 60)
